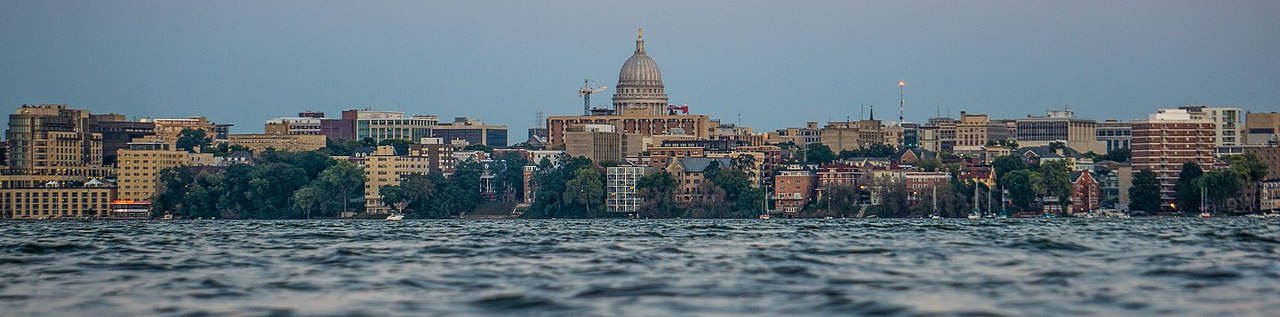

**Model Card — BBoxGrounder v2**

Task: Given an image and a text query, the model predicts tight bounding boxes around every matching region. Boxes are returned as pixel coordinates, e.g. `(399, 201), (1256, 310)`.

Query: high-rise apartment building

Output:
(4, 104), (106, 178)
(606, 164), (647, 214)
(359, 139), (458, 213)
(116, 140), (211, 201)
(1179, 106), (1243, 147)
(1131, 109), (1217, 210)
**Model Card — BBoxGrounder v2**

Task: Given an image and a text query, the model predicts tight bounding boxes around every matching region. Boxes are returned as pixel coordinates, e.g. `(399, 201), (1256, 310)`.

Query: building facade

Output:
(5, 104), (108, 178)
(1015, 110), (1103, 153)
(227, 134), (327, 152)
(2, 182), (115, 219)
(152, 117), (220, 148)
(1070, 170), (1101, 214)
(956, 112), (1011, 152)
(773, 168), (816, 215)
(606, 165), (647, 214)
(1180, 106), (1243, 147)
(819, 120), (883, 152)
(1130, 109), (1217, 210)
(116, 140), (207, 201)
(1246, 112), (1280, 146)
(89, 114), (156, 166)
(355, 111), (438, 143)
(563, 124), (644, 163)
(431, 117), (508, 147)
(1096, 119), (1132, 153)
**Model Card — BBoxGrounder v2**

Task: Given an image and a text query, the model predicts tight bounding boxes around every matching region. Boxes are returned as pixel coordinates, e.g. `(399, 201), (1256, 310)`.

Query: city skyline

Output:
(2, 1), (1278, 135)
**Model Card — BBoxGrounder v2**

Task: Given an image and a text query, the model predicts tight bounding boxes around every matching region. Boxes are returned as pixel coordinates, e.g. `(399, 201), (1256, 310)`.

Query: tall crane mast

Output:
(578, 79), (608, 115)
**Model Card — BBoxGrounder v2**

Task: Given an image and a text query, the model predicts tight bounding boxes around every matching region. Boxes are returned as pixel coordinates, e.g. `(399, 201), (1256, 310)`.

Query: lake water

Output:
(2, 218), (1279, 316)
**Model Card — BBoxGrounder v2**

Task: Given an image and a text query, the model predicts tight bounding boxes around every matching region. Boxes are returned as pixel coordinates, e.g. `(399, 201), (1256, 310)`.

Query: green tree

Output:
(1197, 170), (1241, 213)
(379, 185), (406, 209)
(918, 158), (943, 172)
(462, 143), (494, 153)
(991, 155), (1027, 185)
(825, 185), (862, 217)
(291, 186), (324, 219)
(493, 152), (530, 203)
(1129, 169), (1161, 213)
(709, 169), (764, 218)
(637, 172), (681, 218)
(1001, 169), (1041, 211)
(1173, 162), (1204, 213)
(377, 139), (414, 156)
(563, 167), (605, 216)
(1038, 160), (1071, 206)
(1103, 148), (1131, 163)
(525, 155), (596, 218)
(314, 161), (365, 215)
(805, 143), (836, 164)
(175, 128), (211, 153)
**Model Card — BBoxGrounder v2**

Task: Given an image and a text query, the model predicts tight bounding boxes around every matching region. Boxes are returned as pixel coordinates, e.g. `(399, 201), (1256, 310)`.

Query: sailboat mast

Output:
(932, 184), (938, 214)
(973, 181), (980, 214)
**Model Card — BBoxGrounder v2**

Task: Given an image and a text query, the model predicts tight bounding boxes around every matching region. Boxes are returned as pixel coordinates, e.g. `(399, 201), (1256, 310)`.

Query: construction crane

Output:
(578, 79), (608, 115)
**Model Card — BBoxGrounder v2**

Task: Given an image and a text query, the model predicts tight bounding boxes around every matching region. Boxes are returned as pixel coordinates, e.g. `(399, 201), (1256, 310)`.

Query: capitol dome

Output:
(613, 28), (669, 116)
(618, 43), (662, 85)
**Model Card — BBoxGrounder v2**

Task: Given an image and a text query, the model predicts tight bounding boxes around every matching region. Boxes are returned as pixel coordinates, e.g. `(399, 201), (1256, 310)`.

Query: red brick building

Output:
(773, 168), (817, 215)
(1071, 170), (1101, 214)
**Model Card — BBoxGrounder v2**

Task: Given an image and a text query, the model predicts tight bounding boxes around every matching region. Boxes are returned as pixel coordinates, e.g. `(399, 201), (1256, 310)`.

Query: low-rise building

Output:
(1096, 119), (1132, 153)
(563, 124), (644, 163)
(2, 180), (115, 219)
(773, 168), (817, 215)
(1070, 170), (1101, 215)
(227, 134), (327, 152)
(432, 117), (508, 147)
(956, 112), (1012, 152)
(667, 157), (733, 203)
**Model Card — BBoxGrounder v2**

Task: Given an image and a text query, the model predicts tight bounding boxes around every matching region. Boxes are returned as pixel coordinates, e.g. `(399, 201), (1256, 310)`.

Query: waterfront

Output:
(3, 218), (1279, 316)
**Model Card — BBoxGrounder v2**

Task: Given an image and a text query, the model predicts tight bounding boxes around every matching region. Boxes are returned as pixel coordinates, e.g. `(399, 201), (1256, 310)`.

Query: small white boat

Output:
(758, 214), (771, 220)
(1199, 212), (1211, 219)
(967, 213), (981, 220)
(386, 213), (405, 221)
(930, 214), (943, 220)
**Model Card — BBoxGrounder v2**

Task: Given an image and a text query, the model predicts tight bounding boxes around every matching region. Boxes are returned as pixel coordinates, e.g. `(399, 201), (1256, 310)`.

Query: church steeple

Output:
(635, 27), (645, 54)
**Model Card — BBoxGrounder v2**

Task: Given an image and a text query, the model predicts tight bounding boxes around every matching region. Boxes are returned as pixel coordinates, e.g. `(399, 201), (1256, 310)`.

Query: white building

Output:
(1179, 106), (1243, 147)
(606, 165), (647, 214)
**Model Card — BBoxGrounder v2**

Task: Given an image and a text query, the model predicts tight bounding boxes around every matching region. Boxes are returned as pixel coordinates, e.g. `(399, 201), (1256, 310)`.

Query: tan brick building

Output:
(228, 134), (326, 152)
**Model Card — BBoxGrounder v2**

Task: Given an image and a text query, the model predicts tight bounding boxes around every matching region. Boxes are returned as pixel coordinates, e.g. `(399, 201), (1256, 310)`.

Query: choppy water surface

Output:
(3, 218), (1280, 316)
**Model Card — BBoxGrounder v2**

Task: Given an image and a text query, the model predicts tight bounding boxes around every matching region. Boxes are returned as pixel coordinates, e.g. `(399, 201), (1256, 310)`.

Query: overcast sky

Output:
(2, 1), (1277, 139)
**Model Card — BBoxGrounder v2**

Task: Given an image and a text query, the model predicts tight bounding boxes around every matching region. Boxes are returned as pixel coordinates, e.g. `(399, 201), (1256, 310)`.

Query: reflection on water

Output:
(2, 218), (1279, 316)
